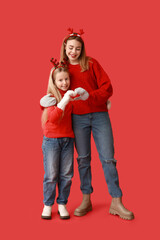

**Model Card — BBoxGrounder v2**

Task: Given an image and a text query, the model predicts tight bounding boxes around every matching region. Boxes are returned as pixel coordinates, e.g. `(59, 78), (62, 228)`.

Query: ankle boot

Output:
(41, 205), (52, 219)
(109, 197), (134, 220)
(58, 204), (70, 220)
(74, 194), (92, 216)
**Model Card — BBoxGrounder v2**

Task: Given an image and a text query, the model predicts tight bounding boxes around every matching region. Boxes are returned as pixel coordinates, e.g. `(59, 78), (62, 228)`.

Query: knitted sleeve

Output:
(47, 106), (63, 123)
(89, 59), (113, 105)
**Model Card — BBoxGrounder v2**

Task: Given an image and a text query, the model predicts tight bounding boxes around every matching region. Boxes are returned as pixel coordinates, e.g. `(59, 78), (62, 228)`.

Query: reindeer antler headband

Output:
(64, 28), (84, 43)
(50, 58), (68, 72)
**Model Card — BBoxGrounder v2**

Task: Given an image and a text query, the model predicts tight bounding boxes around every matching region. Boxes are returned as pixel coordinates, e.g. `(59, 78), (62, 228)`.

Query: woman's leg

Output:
(91, 112), (134, 220)
(72, 114), (93, 194)
(91, 112), (122, 197)
(72, 114), (93, 216)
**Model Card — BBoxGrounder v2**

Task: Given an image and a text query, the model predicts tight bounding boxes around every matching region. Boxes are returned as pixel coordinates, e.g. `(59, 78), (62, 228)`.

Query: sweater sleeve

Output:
(89, 59), (113, 106)
(47, 106), (63, 123)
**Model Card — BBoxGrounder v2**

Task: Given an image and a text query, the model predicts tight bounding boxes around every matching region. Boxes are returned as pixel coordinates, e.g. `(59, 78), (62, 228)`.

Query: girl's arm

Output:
(47, 106), (64, 123)
(57, 90), (76, 110)
(40, 88), (89, 108)
(48, 90), (76, 122)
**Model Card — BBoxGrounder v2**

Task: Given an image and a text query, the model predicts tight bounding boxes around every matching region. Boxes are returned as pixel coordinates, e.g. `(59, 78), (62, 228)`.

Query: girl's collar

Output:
(58, 88), (68, 95)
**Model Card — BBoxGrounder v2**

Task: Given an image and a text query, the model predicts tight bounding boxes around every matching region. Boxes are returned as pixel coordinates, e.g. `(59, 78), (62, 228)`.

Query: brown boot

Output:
(74, 194), (92, 216)
(109, 197), (134, 220)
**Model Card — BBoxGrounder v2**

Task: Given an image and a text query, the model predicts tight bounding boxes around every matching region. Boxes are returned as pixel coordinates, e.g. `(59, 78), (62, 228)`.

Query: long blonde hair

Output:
(60, 36), (90, 72)
(41, 67), (69, 127)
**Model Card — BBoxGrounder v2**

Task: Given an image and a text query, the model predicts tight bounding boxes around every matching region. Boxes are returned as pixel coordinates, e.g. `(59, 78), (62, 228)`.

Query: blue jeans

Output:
(42, 136), (74, 206)
(72, 112), (122, 198)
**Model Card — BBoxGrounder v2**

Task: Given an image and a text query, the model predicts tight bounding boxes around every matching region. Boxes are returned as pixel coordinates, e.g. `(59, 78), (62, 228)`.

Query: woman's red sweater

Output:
(69, 58), (113, 114)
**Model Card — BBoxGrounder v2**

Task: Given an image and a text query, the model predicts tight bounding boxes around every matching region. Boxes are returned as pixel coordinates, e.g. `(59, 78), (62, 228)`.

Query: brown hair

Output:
(41, 67), (69, 128)
(60, 36), (90, 72)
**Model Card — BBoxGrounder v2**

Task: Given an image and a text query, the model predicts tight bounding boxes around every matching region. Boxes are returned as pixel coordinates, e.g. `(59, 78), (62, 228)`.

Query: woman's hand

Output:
(40, 93), (56, 107)
(106, 100), (111, 110)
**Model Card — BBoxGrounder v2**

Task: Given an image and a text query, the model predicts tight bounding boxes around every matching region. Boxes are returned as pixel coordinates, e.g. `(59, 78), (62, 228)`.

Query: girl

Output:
(40, 60), (89, 220)
(59, 29), (134, 220)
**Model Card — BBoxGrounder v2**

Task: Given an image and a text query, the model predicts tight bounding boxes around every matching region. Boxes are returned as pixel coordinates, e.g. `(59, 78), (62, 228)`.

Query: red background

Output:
(1, 0), (160, 239)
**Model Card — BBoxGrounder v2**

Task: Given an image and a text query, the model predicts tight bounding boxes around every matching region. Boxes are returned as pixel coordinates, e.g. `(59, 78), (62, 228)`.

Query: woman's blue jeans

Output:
(72, 112), (122, 198)
(42, 136), (74, 206)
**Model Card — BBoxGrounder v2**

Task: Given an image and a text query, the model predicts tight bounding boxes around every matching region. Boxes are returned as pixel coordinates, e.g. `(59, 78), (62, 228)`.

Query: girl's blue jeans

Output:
(42, 136), (74, 206)
(72, 112), (122, 198)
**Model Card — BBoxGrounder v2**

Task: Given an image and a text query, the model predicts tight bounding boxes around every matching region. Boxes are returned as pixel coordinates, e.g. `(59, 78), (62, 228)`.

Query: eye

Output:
(65, 78), (68, 80)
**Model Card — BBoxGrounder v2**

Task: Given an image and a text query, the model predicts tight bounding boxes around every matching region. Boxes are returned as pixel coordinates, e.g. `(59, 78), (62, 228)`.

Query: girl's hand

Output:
(40, 94), (56, 107)
(63, 90), (77, 102)
(57, 90), (76, 110)
(74, 87), (89, 101)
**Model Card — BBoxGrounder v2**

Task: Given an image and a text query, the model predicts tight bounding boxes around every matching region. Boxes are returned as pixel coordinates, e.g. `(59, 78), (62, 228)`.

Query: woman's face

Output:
(54, 71), (70, 91)
(65, 39), (82, 64)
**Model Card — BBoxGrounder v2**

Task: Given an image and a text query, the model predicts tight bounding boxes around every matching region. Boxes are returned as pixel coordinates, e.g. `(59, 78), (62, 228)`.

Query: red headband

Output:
(64, 28), (84, 43)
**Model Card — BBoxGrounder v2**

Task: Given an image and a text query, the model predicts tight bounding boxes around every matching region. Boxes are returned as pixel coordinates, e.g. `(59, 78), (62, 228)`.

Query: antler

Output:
(79, 29), (84, 36)
(62, 58), (68, 65)
(60, 58), (68, 67)
(50, 58), (59, 68)
(67, 28), (73, 34)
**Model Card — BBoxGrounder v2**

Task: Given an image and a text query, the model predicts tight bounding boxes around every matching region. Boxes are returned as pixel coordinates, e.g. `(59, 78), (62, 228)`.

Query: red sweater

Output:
(43, 90), (74, 138)
(69, 58), (113, 114)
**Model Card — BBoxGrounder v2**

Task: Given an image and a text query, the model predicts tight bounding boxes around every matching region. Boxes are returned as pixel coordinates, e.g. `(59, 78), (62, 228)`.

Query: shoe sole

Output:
(109, 208), (134, 220)
(74, 206), (92, 217)
(41, 215), (52, 220)
(58, 211), (70, 220)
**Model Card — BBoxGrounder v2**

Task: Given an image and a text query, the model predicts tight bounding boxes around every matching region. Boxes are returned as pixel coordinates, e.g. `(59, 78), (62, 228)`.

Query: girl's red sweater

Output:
(69, 58), (113, 114)
(43, 90), (74, 138)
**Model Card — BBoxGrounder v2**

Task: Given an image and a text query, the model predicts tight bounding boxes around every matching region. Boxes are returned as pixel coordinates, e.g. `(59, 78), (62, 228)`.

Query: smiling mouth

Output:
(70, 54), (77, 58)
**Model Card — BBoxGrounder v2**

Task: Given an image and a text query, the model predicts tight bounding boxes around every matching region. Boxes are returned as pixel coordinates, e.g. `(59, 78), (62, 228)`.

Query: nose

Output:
(63, 80), (67, 85)
(72, 48), (76, 53)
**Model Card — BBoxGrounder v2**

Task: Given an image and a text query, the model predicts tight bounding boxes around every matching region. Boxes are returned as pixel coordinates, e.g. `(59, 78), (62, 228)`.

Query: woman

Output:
(60, 29), (134, 220)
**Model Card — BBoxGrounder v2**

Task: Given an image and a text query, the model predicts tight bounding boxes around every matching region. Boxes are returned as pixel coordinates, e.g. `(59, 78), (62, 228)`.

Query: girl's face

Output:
(54, 71), (70, 91)
(65, 39), (82, 64)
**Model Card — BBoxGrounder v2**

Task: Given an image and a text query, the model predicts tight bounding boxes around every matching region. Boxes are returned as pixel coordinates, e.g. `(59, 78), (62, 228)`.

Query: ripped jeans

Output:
(72, 112), (122, 198)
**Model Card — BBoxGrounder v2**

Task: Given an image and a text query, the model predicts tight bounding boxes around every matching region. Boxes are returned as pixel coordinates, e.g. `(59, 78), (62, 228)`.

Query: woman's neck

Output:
(69, 60), (79, 65)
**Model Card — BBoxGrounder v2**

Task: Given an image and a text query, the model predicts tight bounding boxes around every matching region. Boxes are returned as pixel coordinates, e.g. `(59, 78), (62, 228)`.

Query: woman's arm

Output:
(89, 59), (113, 106)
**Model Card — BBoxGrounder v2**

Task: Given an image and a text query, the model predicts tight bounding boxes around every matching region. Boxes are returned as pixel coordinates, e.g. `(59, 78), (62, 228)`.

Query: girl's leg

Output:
(72, 114), (93, 194)
(91, 112), (122, 197)
(42, 136), (60, 206)
(56, 138), (74, 219)
(57, 138), (74, 205)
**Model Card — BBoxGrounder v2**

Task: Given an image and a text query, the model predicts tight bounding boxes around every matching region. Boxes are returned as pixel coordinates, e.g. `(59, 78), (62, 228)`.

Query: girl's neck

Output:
(58, 88), (68, 95)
